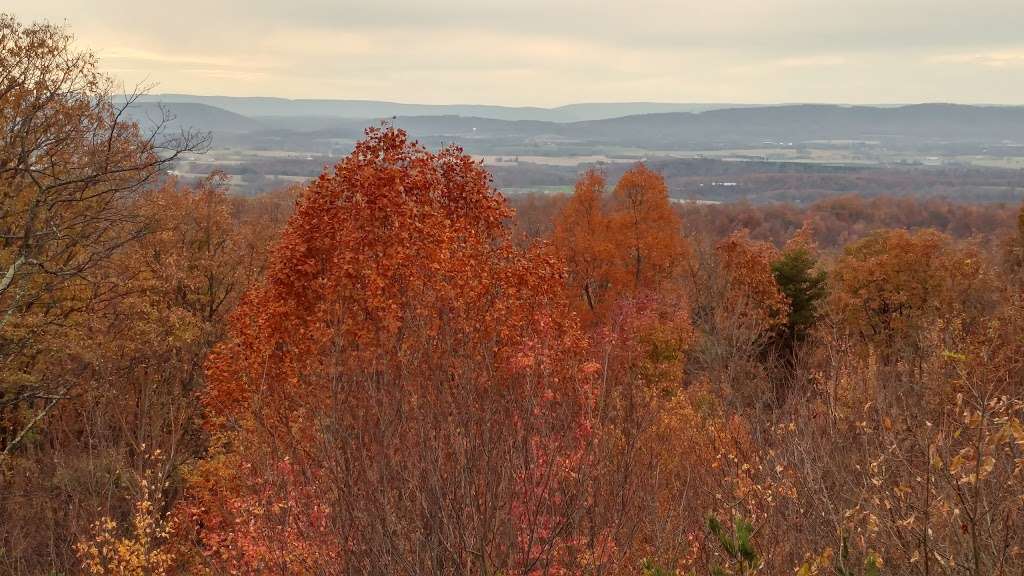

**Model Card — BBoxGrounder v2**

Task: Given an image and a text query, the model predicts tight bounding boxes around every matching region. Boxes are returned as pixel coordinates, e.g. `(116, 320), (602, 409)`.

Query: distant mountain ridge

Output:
(130, 98), (1024, 151)
(565, 103), (1024, 146)
(133, 94), (754, 122)
(269, 104), (1024, 145)
(123, 102), (266, 134)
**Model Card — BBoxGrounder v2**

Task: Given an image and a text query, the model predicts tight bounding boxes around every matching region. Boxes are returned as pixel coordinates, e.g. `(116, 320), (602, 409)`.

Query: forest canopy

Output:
(1, 13), (1024, 576)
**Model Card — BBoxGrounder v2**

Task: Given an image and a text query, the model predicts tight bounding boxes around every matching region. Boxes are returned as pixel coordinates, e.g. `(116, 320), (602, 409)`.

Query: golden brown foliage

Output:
(831, 229), (994, 359)
(716, 230), (789, 337)
(0, 173), (288, 574)
(0, 13), (205, 461)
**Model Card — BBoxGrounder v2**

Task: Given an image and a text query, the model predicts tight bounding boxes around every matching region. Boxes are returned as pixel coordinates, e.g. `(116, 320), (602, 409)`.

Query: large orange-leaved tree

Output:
(180, 126), (598, 575)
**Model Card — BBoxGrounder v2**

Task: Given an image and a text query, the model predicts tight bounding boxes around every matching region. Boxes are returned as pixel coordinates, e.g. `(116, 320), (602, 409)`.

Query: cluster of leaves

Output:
(796, 542), (881, 576)
(75, 452), (173, 576)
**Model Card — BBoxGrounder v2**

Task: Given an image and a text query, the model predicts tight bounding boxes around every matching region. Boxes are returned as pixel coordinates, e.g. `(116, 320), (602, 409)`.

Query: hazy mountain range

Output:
(131, 94), (753, 122)
(123, 96), (1024, 155)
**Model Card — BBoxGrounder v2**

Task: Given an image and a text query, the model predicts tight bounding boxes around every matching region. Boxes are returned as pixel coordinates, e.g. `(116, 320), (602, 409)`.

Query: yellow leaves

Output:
(941, 350), (968, 362)
(865, 513), (881, 537)
(978, 455), (997, 481)
(75, 462), (174, 576)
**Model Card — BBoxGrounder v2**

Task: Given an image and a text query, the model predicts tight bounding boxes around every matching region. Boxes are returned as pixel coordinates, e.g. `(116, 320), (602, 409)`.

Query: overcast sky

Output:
(8, 0), (1024, 106)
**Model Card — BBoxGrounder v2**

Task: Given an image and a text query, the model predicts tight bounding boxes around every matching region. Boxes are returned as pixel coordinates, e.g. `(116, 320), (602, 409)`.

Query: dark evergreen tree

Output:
(772, 246), (827, 348)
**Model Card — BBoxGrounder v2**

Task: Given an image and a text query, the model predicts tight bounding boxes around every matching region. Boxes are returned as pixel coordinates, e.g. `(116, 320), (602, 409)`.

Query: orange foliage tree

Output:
(609, 164), (689, 294)
(553, 169), (616, 313)
(715, 230), (789, 338)
(687, 230), (789, 406)
(831, 229), (994, 362)
(181, 127), (597, 575)
(553, 165), (688, 318)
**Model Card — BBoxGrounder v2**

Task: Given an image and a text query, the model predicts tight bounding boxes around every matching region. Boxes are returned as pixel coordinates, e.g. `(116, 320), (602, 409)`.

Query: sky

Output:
(7, 0), (1024, 106)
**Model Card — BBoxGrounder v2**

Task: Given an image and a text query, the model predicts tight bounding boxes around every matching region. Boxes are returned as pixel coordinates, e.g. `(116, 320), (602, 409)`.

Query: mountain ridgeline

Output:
(127, 97), (1024, 150)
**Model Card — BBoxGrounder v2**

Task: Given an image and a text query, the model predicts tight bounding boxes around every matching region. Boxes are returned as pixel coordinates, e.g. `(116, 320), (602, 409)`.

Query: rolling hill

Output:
(123, 102), (265, 134)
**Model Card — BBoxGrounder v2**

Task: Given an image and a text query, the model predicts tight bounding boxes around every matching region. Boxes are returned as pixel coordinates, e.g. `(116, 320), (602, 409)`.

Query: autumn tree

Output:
(0, 14), (206, 459)
(182, 127), (597, 575)
(780, 299), (1024, 576)
(687, 230), (789, 406)
(553, 169), (615, 312)
(1018, 201), (1024, 256)
(0, 172), (287, 574)
(715, 230), (788, 337)
(830, 229), (994, 364)
(583, 294), (792, 574)
(609, 163), (688, 294)
(1005, 201), (1024, 282)
(553, 165), (689, 319)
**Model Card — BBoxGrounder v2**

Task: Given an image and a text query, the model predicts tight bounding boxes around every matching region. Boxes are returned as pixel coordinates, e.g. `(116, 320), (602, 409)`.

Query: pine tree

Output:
(771, 246), (827, 347)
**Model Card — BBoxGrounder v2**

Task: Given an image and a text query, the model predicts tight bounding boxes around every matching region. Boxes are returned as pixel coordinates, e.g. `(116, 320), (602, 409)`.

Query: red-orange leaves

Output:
(553, 165), (689, 320)
(610, 163), (688, 293)
(553, 169), (616, 313)
(187, 126), (595, 575)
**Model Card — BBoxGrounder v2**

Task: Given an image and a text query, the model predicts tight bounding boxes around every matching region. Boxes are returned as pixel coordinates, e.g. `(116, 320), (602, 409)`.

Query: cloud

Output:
(5, 0), (1024, 104)
(101, 47), (242, 68)
(931, 50), (1024, 68)
(773, 56), (849, 70)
